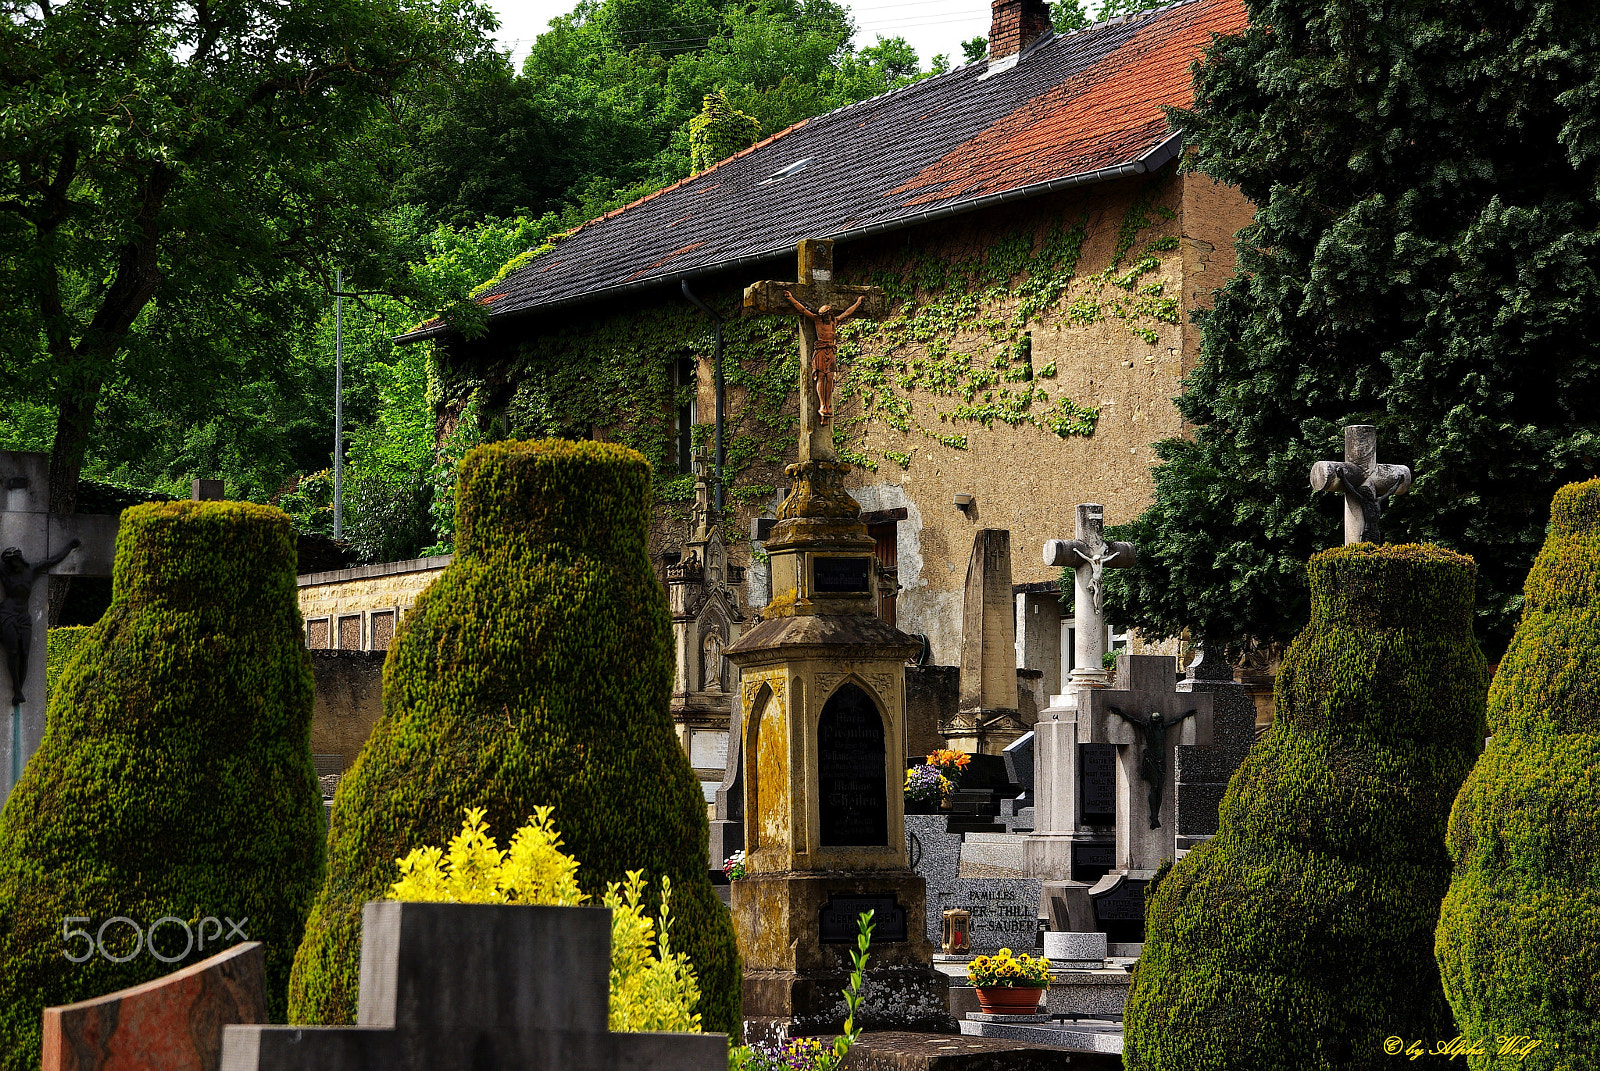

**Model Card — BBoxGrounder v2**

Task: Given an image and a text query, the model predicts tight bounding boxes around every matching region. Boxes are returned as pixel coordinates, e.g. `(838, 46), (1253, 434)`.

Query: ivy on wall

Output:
(433, 179), (1182, 523)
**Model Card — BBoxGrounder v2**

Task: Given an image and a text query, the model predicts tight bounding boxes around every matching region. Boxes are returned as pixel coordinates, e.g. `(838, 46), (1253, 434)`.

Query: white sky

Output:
(486, 0), (1000, 69)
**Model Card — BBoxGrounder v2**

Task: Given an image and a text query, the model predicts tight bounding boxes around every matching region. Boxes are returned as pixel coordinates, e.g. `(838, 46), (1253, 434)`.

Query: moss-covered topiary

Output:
(1436, 479), (1600, 1069)
(44, 624), (90, 693)
(1124, 543), (1487, 1070)
(0, 502), (323, 1069)
(287, 438), (741, 1034)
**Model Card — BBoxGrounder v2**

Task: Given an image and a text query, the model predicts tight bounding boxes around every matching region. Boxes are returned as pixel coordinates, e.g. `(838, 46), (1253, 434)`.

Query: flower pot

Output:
(974, 985), (1045, 1014)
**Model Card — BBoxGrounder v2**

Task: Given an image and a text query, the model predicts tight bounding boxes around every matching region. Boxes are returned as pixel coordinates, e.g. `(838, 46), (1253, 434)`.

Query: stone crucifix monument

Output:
(1024, 504), (1135, 883)
(727, 239), (952, 1044)
(1310, 424), (1414, 544)
(1, 451), (119, 797)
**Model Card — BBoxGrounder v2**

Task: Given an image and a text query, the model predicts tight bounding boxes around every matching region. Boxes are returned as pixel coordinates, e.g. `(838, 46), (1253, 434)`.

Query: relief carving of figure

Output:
(1108, 704), (1198, 829)
(702, 630), (726, 692)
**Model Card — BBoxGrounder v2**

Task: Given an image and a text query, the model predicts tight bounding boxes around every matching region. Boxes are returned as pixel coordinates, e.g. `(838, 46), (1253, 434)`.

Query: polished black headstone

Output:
(817, 683), (887, 846)
(1071, 840), (1115, 884)
(1090, 874), (1147, 943)
(1079, 743), (1116, 826)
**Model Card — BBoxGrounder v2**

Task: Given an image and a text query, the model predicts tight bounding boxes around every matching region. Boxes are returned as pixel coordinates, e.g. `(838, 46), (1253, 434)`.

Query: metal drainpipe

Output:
(679, 281), (725, 514)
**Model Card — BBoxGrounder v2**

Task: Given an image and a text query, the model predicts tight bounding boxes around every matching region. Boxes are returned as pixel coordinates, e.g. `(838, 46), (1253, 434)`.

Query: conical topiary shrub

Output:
(0, 501), (323, 1069)
(1436, 479), (1600, 1069)
(1124, 543), (1487, 1070)
(287, 438), (741, 1034)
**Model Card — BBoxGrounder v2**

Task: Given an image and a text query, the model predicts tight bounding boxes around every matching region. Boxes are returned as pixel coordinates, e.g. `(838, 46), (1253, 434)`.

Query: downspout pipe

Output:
(679, 280), (725, 514)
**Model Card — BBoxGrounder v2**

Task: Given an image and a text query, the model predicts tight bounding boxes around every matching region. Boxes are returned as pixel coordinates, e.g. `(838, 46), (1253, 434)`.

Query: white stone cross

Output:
(1087, 655), (1213, 874)
(1309, 425), (1413, 544)
(1, 451), (119, 797)
(1043, 503), (1136, 687)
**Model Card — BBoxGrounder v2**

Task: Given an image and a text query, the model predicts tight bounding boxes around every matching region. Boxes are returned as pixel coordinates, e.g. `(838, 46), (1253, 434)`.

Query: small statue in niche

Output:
(1, 541), (81, 706)
(702, 630), (725, 692)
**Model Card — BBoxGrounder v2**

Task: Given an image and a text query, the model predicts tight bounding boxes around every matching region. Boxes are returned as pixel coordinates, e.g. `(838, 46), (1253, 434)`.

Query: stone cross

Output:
(1043, 504), (1137, 687)
(1, 451), (119, 798)
(742, 238), (888, 463)
(1087, 655), (1213, 874)
(224, 901), (725, 1070)
(1309, 425), (1413, 544)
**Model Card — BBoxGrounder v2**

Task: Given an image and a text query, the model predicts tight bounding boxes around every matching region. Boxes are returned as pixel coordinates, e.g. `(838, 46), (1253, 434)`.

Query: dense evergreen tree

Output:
(1106, 0), (1600, 659)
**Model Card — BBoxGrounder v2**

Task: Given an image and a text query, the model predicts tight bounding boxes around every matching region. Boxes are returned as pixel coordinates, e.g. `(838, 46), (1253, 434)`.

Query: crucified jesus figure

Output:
(1, 541), (81, 705)
(783, 290), (865, 423)
(1108, 704), (1198, 830)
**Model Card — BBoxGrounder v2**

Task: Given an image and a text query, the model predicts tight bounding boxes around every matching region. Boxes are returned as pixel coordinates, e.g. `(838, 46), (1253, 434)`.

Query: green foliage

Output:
(43, 625), (90, 694)
(0, 0), (495, 513)
(1110, 0), (1600, 660)
(388, 807), (704, 1033)
(729, 910), (874, 1071)
(0, 502), (323, 1068)
(1436, 479), (1600, 1070)
(690, 91), (763, 173)
(1051, 0), (1090, 33)
(287, 439), (740, 1034)
(1125, 543), (1487, 1071)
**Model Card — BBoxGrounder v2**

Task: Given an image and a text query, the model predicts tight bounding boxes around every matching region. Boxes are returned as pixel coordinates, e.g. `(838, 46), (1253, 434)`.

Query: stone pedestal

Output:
(724, 448), (953, 1041)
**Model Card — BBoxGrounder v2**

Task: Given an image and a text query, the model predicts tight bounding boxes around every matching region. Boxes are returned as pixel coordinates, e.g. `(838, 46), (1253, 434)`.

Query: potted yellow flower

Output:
(966, 947), (1051, 1014)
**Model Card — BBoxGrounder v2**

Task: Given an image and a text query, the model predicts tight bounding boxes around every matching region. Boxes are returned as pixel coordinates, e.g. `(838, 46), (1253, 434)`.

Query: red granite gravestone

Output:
(41, 942), (266, 1071)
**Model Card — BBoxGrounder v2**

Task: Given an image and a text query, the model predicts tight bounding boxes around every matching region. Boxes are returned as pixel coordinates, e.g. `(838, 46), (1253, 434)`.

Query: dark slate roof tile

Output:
(399, 0), (1246, 342)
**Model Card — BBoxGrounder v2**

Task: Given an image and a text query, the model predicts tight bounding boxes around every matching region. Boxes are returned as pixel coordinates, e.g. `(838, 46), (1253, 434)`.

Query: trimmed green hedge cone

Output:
(1436, 479), (1600, 1070)
(287, 438), (742, 1033)
(1124, 543), (1487, 1070)
(44, 624), (90, 693)
(0, 502), (323, 1068)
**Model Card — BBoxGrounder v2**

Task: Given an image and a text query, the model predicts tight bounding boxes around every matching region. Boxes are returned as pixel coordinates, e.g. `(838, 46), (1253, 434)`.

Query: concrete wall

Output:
(310, 650), (386, 774)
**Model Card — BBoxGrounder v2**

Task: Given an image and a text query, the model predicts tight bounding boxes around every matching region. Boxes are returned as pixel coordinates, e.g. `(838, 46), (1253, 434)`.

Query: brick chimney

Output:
(989, 0), (1053, 62)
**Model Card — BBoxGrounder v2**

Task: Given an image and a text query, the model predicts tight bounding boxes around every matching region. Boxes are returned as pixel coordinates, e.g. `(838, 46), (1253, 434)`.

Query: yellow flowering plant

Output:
(966, 947), (1051, 988)
(389, 807), (701, 1032)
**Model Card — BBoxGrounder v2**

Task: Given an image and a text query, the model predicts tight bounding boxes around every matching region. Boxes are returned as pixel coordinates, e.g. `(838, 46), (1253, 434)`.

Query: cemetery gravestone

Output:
(43, 942), (267, 1071)
(817, 684), (889, 846)
(1025, 505), (1134, 883)
(951, 529), (1025, 754)
(226, 902), (725, 1070)
(1086, 655), (1212, 876)
(1309, 424), (1413, 545)
(0, 451), (119, 798)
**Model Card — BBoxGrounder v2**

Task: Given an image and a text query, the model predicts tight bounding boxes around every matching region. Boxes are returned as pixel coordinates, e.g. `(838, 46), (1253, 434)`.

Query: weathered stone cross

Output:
(742, 239), (888, 462)
(1, 451), (119, 797)
(1087, 655), (1213, 873)
(1043, 503), (1137, 687)
(1309, 425), (1414, 544)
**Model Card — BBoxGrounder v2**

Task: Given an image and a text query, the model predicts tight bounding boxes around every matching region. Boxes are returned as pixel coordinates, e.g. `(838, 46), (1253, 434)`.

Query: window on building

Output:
(861, 506), (907, 626)
(674, 357), (698, 474)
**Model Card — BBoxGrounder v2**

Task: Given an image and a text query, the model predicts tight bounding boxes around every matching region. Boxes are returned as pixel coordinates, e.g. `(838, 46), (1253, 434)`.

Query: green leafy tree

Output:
(1051, 0), (1090, 32)
(1436, 478), (1600, 1070)
(0, 0), (496, 544)
(688, 90), (762, 173)
(1105, 0), (1600, 661)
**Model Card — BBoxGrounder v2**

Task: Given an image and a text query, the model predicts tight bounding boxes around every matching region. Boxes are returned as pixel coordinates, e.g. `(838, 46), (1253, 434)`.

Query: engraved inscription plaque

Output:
(819, 894), (908, 943)
(1079, 743), (1116, 826)
(817, 683), (887, 845)
(813, 556), (870, 593)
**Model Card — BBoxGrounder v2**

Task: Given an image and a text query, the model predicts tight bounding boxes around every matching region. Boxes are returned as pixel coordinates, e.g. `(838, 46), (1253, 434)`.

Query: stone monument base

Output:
(733, 869), (955, 1043)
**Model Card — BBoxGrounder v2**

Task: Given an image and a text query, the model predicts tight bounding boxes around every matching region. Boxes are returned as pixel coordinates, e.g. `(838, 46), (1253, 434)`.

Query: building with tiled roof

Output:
(384, 0), (1258, 766)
